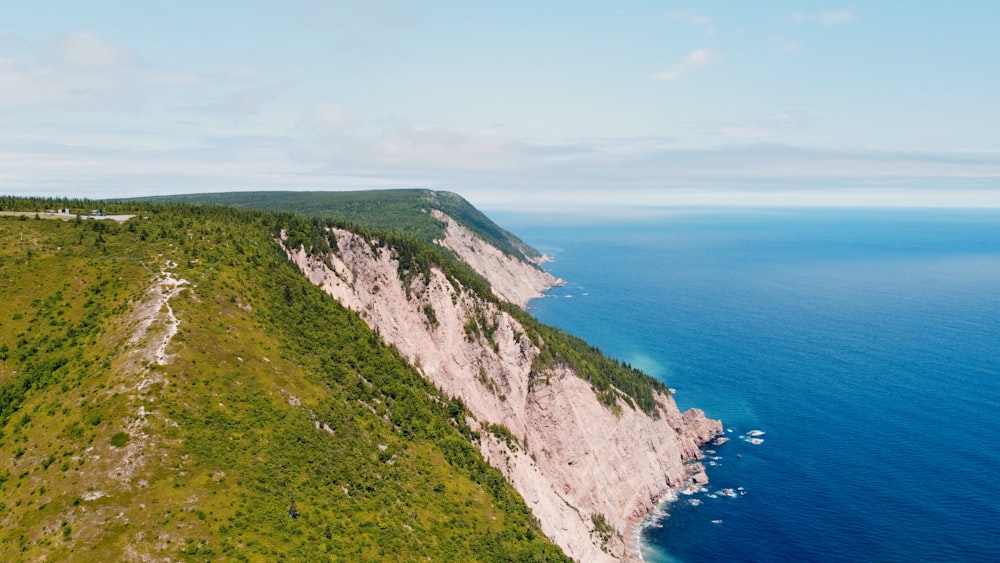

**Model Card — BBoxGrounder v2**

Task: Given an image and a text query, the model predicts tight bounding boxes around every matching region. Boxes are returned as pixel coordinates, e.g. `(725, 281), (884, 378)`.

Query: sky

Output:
(2, 1), (1000, 211)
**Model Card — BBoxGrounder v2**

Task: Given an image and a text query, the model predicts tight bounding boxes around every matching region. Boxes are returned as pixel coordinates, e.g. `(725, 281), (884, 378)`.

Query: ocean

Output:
(495, 208), (1000, 562)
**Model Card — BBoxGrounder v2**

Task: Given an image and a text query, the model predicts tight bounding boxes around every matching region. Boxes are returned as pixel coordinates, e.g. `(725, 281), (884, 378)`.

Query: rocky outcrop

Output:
(431, 209), (560, 308)
(284, 217), (721, 562)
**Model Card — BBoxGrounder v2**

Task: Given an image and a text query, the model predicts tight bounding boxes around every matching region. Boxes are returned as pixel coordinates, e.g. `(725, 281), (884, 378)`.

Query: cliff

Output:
(430, 209), (560, 308)
(0, 194), (718, 560)
(286, 214), (722, 561)
(0, 202), (569, 561)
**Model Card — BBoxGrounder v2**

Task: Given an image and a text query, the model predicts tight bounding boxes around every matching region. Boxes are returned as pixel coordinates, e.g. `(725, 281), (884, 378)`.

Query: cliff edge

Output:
(430, 209), (561, 307)
(285, 215), (721, 561)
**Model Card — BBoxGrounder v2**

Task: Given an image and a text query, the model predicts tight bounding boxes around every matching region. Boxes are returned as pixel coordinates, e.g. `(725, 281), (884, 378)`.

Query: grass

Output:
(0, 202), (567, 561)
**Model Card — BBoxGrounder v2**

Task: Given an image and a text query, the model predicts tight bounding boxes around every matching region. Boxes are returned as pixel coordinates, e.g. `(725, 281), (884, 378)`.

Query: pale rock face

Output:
(431, 209), (558, 308)
(285, 216), (721, 562)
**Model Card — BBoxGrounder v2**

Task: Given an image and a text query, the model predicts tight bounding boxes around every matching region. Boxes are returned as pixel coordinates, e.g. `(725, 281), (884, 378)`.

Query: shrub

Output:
(110, 432), (129, 447)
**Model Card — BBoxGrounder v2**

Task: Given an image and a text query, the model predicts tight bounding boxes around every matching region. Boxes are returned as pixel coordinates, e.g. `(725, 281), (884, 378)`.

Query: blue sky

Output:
(3, 1), (1000, 210)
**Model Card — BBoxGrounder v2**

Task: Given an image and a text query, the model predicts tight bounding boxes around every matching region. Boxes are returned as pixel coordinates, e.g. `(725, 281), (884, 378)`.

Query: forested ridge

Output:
(135, 189), (543, 263)
(156, 190), (672, 416)
(0, 193), (671, 560)
(0, 197), (566, 561)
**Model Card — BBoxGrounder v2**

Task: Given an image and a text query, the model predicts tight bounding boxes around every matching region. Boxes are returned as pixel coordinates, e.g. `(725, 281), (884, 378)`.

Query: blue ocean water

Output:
(496, 209), (1000, 562)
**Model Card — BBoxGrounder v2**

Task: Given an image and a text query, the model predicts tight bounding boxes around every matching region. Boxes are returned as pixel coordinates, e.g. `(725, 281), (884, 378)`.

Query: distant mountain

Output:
(0, 193), (719, 561)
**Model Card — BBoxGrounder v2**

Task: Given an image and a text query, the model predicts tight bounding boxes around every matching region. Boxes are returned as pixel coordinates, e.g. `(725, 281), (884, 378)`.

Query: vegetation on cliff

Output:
(274, 205), (670, 417)
(0, 191), (673, 561)
(0, 197), (566, 561)
(137, 189), (542, 263)
(281, 207), (669, 418)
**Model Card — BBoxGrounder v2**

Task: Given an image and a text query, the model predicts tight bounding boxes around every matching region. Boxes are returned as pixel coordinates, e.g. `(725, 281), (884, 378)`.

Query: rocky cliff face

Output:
(285, 216), (721, 562)
(430, 209), (560, 308)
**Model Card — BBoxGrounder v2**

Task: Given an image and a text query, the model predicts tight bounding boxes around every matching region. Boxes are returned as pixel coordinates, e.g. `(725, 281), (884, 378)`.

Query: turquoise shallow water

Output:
(495, 209), (1000, 563)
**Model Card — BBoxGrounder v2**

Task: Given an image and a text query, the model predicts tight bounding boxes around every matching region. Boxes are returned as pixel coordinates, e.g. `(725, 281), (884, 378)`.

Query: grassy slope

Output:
(0, 204), (566, 561)
(135, 189), (543, 263)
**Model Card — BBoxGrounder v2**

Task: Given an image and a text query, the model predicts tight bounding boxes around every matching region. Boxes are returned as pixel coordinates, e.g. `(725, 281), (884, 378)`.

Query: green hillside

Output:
(136, 189), (543, 263)
(0, 199), (567, 561)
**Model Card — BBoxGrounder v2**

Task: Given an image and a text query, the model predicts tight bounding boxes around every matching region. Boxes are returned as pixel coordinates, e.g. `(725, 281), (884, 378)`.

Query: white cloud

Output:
(55, 31), (133, 68)
(271, 0), (422, 29)
(697, 111), (810, 140)
(304, 102), (349, 128)
(0, 31), (207, 112)
(771, 36), (805, 55)
(5, 118), (1000, 209)
(652, 48), (723, 81)
(668, 10), (717, 35)
(792, 10), (856, 26)
(293, 108), (533, 174)
(0, 23), (996, 210)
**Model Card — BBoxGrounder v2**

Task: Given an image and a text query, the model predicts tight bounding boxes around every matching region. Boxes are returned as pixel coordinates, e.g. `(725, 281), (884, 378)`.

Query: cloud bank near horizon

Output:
(2, 3), (999, 210)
